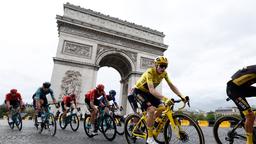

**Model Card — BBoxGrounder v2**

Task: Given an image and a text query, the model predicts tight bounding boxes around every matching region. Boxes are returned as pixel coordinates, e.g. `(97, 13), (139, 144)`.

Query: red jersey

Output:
(5, 93), (22, 102)
(62, 95), (76, 105)
(85, 89), (106, 101)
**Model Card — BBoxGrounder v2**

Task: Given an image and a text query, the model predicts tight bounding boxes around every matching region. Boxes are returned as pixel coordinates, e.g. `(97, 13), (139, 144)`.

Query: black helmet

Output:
(43, 82), (51, 88)
(109, 90), (116, 97)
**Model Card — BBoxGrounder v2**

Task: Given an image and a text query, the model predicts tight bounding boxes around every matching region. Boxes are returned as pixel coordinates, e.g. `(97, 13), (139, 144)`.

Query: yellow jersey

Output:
(135, 67), (172, 93)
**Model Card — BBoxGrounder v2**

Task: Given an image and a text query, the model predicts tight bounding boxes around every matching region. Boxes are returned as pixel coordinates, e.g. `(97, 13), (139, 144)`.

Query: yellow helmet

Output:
(154, 56), (168, 66)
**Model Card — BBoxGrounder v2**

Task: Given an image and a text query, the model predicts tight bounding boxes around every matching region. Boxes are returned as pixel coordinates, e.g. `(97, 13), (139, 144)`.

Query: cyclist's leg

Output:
(140, 91), (160, 144)
(85, 98), (98, 133)
(243, 86), (256, 144)
(61, 101), (67, 119)
(127, 88), (139, 113)
(34, 95), (42, 117)
(227, 82), (255, 144)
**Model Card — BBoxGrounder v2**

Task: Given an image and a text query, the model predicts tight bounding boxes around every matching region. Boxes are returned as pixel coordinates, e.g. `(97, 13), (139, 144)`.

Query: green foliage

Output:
(0, 104), (7, 118)
(206, 111), (215, 121)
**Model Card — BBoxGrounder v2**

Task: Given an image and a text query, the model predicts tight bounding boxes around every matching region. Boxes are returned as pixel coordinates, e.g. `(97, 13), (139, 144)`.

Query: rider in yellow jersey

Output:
(226, 65), (256, 144)
(128, 56), (187, 144)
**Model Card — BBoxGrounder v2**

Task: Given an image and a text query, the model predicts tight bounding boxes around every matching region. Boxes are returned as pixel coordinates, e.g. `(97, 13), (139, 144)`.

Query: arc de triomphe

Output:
(50, 3), (168, 114)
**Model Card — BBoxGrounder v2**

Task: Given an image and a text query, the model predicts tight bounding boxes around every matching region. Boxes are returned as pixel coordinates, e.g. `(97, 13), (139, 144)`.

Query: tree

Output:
(0, 104), (7, 118)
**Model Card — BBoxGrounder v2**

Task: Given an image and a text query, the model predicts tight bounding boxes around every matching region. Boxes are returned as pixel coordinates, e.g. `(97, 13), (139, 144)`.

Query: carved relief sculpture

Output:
(63, 40), (92, 59)
(140, 57), (154, 69)
(59, 70), (82, 100)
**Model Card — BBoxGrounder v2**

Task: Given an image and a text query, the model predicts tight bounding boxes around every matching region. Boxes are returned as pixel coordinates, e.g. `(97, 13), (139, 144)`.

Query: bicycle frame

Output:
(130, 99), (187, 140)
(10, 107), (20, 122)
(131, 111), (148, 139)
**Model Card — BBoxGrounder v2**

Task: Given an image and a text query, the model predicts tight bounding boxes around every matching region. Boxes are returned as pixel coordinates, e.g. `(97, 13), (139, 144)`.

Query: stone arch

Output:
(96, 50), (135, 78)
(51, 3), (168, 114)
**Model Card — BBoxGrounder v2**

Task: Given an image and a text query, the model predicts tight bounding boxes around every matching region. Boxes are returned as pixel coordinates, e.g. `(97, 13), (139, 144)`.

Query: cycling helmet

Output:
(96, 84), (104, 91)
(154, 56), (168, 66)
(43, 82), (51, 88)
(10, 89), (17, 94)
(109, 90), (116, 97)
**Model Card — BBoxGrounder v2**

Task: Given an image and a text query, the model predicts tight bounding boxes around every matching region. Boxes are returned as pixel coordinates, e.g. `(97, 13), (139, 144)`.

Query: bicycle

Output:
(7, 106), (23, 131)
(109, 104), (125, 135)
(34, 103), (57, 136)
(124, 97), (205, 144)
(84, 106), (117, 141)
(213, 98), (256, 144)
(59, 107), (80, 131)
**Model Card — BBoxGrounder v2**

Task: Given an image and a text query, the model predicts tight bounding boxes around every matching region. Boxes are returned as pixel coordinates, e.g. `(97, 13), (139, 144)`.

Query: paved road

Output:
(0, 120), (217, 144)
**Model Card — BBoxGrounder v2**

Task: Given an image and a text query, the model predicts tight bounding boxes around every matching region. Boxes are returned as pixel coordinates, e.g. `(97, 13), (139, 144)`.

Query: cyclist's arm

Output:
(5, 94), (10, 109)
(103, 92), (110, 107)
(49, 89), (56, 103)
(17, 93), (24, 106)
(89, 93), (97, 110)
(112, 97), (119, 109)
(73, 98), (78, 109)
(165, 74), (185, 99)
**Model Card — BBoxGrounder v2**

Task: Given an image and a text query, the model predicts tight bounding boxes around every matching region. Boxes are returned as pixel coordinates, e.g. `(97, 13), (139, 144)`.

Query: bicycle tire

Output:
(124, 114), (148, 144)
(101, 114), (117, 141)
(153, 119), (166, 144)
(8, 117), (14, 129)
(213, 116), (245, 144)
(115, 115), (125, 135)
(59, 113), (67, 129)
(84, 114), (94, 138)
(16, 113), (22, 131)
(47, 113), (57, 136)
(164, 113), (205, 144)
(70, 114), (79, 131)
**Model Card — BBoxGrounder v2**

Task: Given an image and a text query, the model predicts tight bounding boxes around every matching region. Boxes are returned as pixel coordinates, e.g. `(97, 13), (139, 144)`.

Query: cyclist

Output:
(33, 82), (57, 122)
(61, 93), (78, 120)
(128, 56), (187, 144)
(84, 84), (107, 135)
(106, 90), (121, 110)
(226, 65), (256, 144)
(5, 89), (25, 122)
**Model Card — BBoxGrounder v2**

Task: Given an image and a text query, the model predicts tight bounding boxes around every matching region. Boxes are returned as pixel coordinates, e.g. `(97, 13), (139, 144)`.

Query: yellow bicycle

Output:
(124, 97), (205, 144)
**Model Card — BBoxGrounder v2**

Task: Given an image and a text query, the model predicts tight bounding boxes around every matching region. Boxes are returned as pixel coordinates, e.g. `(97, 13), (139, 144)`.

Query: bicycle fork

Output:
(165, 110), (182, 139)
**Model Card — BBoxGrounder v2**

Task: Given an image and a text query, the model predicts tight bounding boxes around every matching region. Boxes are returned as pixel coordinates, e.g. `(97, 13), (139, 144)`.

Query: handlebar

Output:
(169, 96), (190, 111)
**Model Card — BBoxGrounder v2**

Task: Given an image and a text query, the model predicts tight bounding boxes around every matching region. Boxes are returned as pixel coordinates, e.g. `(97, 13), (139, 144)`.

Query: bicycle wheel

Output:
(124, 114), (148, 144)
(70, 114), (79, 131)
(213, 116), (245, 144)
(115, 115), (125, 135)
(101, 114), (117, 141)
(84, 114), (94, 138)
(15, 113), (22, 131)
(59, 113), (67, 129)
(164, 113), (205, 144)
(34, 115), (42, 133)
(47, 113), (57, 136)
(153, 120), (166, 144)
(8, 115), (15, 129)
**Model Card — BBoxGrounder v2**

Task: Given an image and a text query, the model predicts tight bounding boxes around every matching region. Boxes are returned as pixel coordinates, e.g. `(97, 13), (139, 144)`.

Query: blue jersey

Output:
(33, 87), (55, 100)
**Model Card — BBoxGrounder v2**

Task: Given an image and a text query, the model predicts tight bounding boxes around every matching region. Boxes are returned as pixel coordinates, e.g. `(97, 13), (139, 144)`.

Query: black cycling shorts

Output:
(131, 88), (162, 111)
(84, 98), (100, 111)
(61, 101), (71, 111)
(226, 80), (256, 112)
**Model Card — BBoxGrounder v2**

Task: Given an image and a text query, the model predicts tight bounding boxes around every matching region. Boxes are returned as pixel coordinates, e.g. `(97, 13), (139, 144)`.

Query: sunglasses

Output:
(159, 64), (168, 69)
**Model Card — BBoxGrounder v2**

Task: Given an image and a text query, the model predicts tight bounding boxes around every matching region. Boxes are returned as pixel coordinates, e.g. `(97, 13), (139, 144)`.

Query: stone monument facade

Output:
(51, 3), (168, 114)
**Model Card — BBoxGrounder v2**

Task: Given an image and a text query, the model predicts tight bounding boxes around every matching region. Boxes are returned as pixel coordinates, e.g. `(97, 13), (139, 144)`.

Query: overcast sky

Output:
(0, 0), (256, 112)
